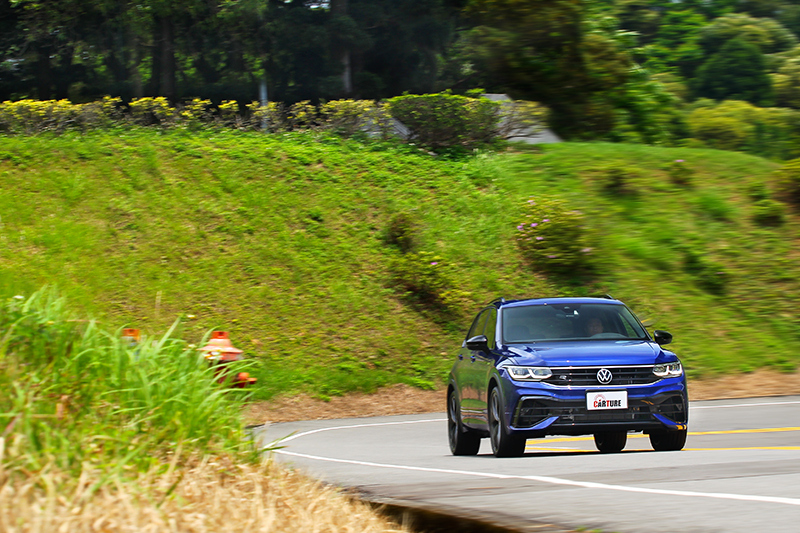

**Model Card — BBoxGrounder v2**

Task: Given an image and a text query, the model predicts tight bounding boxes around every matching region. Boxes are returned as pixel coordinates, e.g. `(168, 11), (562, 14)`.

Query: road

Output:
(255, 396), (800, 533)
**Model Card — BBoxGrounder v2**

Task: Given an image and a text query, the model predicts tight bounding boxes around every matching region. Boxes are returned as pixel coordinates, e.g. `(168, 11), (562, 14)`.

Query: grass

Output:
(1, 130), (799, 401)
(0, 286), (409, 531)
(0, 288), (253, 476)
(2, 129), (799, 531)
(0, 455), (411, 532)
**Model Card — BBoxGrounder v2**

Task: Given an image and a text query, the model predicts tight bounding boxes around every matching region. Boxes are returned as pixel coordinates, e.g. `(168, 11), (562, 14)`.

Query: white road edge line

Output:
(691, 400), (800, 410)
(277, 449), (800, 507)
(280, 419), (446, 444)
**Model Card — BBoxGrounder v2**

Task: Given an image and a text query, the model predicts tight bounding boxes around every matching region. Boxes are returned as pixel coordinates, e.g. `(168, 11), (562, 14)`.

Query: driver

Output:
(586, 317), (603, 337)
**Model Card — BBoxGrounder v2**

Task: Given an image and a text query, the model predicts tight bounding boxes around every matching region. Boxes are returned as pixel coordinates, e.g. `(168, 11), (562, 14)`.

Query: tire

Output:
(448, 390), (481, 456)
(649, 429), (687, 451)
(594, 431), (627, 453)
(488, 388), (526, 457)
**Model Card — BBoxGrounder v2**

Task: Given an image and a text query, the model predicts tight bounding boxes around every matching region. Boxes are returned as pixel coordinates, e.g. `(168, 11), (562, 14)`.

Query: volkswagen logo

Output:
(597, 368), (613, 385)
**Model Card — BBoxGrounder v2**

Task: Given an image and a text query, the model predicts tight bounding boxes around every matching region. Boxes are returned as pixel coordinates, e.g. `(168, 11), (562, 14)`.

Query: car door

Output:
(473, 308), (498, 426)
(458, 309), (489, 425)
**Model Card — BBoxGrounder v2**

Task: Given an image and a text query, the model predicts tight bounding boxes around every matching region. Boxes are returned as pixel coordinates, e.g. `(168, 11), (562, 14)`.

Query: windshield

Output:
(502, 303), (648, 343)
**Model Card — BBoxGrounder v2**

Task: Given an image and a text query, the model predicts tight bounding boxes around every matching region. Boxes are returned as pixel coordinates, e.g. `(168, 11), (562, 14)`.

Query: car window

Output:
(502, 303), (647, 342)
(467, 309), (489, 340)
(484, 308), (497, 347)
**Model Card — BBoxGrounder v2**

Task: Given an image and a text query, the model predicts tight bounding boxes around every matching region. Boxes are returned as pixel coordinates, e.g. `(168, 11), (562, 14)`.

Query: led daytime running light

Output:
(653, 362), (682, 378)
(506, 366), (552, 381)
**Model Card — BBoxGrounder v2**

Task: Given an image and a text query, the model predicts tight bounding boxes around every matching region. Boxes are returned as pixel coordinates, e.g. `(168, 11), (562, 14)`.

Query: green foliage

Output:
(683, 250), (730, 296)
(515, 196), (594, 276)
(493, 100), (549, 140)
(774, 157), (800, 207)
(771, 57), (800, 109)
(693, 38), (774, 105)
(0, 97), (121, 134)
(685, 100), (800, 158)
(385, 212), (419, 253)
(0, 288), (251, 476)
(386, 93), (500, 150)
(129, 97), (176, 126)
(388, 251), (470, 313)
(698, 13), (797, 54)
(319, 99), (392, 138)
(600, 166), (644, 196)
(694, 191), (736, 221)
(2, 131), (800, 401)
(668, 159), (695, 186)
(752, 198), (787, 226)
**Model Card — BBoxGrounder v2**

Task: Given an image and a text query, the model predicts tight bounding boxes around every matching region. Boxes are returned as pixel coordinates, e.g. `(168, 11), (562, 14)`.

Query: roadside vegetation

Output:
(2, 126), (800, 530)
(2, 129), (799, 398)
(0, 288), (410, 531)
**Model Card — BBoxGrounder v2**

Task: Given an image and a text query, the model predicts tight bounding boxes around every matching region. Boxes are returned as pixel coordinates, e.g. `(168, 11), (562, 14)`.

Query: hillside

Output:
(1, 129), (798, 403)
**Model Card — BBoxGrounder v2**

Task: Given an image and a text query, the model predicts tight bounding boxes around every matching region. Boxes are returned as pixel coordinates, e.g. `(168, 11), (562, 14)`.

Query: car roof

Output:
(496, 297), (625, 309)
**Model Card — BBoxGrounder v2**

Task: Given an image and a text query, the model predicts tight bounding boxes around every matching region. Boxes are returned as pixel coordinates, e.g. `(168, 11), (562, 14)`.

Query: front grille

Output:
(514, 393), (686, 428)
(543, 366), (657, 387)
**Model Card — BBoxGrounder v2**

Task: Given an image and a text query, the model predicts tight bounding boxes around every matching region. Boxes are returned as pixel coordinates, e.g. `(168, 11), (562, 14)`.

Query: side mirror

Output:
(653, 330), (673, 346)
(465, 334), (489, 351)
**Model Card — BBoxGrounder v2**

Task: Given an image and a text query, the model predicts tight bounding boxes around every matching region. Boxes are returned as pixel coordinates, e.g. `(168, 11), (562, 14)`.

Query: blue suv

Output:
(447, 297), (688, 457)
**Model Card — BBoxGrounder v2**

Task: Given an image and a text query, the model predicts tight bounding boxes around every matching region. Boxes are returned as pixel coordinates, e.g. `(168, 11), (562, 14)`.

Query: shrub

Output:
(177, 98), (214, 128)
(493, 99), (548, 140)
(246, 101), (286, 131)
(287, 100), (318, 130)
(386, 92), (500, 150)
(752, 198), (786, 226)
(667, 159), (695, 187)
(319, 99), (389, 138)
(388, 251), (469, 311)
(0, 289), (250, 476)
(218, 100), (242, 128)
(684, 250), (730, 295)
(129, 97), (174, 126)
(385, 212), (419, 253)
(515, 196), (594, 276)
(600, 166), (643, 196)
(0, 99), (79, 133)
(774, 157), (800, 207)
(746, 181), (770, 201)
(687, 113), (749, 151)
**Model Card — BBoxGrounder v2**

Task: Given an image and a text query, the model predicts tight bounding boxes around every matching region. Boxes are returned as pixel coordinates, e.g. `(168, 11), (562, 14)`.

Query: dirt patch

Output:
(244, 368), (800, 425)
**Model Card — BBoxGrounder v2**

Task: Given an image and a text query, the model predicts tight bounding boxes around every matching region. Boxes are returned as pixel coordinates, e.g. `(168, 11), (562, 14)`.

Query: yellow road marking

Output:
(526, 426), (800, 445)
(690, 427), (800, 436)
(684, 447), (800, 451)
(525, 446), (800, 452)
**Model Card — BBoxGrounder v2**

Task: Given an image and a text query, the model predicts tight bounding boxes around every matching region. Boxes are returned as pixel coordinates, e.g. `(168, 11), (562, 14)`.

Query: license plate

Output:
(587, 391), (628, 410)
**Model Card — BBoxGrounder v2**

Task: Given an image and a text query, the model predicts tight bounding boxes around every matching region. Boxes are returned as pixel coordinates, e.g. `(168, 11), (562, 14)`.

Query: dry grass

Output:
(0, 445), (408, 533)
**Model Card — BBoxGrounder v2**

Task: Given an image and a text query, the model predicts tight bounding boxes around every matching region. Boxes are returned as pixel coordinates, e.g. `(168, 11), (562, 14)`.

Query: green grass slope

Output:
(1, 130), (798, 401)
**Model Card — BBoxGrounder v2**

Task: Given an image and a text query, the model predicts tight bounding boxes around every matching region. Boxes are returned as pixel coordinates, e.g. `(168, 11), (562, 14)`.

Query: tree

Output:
(699, 12), (797, 54)
(693, 38), (774, 105)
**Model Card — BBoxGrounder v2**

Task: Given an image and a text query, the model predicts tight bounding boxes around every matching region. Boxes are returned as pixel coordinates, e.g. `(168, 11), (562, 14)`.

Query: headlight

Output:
(506, 366), (552, 381)
(653, 362), (682, 378)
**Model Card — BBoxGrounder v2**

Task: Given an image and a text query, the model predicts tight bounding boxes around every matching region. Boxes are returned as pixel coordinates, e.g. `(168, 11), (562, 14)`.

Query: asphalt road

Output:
(255, 396), (800, 533)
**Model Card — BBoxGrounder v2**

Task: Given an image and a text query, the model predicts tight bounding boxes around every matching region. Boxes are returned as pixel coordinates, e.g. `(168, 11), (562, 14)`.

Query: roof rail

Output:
(601, 294), (615, 300)
(487, 297), (506, 306)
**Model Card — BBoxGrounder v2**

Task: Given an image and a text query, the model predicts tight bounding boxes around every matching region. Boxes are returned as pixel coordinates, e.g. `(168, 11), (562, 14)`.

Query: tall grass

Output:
(0, 288), (252, 477)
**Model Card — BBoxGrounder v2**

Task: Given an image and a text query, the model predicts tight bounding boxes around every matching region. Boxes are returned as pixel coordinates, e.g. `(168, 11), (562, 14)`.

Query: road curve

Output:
(255, 396), (800, 533)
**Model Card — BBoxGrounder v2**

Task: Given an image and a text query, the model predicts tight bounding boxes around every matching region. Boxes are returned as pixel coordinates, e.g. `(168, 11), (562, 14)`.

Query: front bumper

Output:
(505, 380), (688, 436)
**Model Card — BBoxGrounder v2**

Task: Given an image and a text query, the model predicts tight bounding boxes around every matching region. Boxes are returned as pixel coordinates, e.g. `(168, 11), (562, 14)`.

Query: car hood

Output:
(501, 340), (677, 367)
